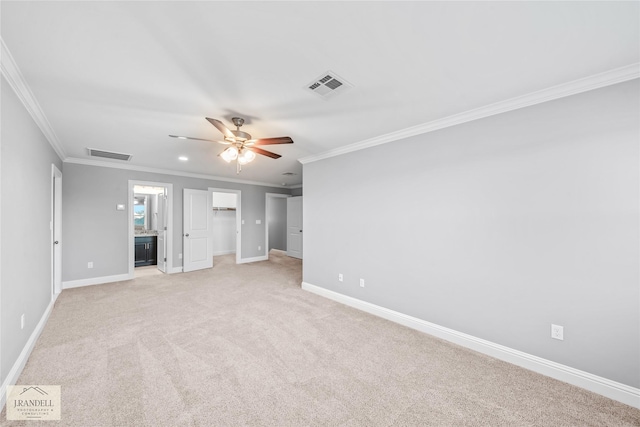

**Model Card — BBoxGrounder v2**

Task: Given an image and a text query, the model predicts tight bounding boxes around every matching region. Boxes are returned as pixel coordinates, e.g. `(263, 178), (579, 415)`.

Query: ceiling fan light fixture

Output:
(172, 116), (293, 174)
(221, 146), (238, 162)
(244, 149), (256, 162)
(237, 148), (256, 165)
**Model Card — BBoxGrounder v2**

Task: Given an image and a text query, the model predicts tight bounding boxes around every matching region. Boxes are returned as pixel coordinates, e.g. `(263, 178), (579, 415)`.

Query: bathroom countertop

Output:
(135, 231), (158, 236)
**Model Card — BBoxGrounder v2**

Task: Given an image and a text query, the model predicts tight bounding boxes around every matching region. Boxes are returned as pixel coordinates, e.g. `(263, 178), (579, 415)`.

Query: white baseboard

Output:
(1, 292), (59, 411)
(62, 273), (132, 289)
(238, 255), (268, 264)
(213, 250), (236, 256)
(167, 267), (183, 274)
(301, 282), (640, 409)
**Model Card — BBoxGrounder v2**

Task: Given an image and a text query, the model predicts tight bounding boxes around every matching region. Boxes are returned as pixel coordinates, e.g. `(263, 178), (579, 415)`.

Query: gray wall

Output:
(303, 79), (639, 388)
(268, 197), (287, 251)
(62, 163), (290, 282)
(1, 76), (63, 383)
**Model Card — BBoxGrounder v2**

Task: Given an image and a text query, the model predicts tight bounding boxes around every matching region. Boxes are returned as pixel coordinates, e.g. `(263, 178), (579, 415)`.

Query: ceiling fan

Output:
(170, 117), (293, 173)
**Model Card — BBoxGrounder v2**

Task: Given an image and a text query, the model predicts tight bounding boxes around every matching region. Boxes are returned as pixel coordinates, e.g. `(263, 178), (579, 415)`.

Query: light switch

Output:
(256, 219), (261, 224)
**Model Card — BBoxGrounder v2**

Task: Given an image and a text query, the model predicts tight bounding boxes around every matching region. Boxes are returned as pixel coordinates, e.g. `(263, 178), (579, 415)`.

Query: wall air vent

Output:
(305, 71), (353, 99)
(87, 148), (132, 161)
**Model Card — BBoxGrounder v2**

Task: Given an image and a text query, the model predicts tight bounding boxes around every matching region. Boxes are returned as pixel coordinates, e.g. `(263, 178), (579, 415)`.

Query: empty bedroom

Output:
(1, 1), (638, 425)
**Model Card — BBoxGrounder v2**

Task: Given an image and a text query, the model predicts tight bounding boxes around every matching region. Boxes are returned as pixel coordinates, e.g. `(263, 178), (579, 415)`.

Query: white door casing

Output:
(156, 190), (167, 273)
(287, 196), (303, 259)
(183, 189), (213, 272)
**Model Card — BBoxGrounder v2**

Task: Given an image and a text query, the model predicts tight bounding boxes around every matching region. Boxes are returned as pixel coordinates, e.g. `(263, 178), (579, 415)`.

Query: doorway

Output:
(209, 188), (241, 264)
(128, 180), (173, 278)
(265, 193), (290, 259)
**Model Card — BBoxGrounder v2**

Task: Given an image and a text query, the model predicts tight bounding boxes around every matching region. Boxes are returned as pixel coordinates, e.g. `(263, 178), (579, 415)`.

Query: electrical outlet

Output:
(21, 314), (25, 330)
(88, 261), (93, 269)
(551, 324), (564, 340)
(258, 246), (261, 251)
(256, 219), (261, 224)
(338, 273), (343, 282)
(360, 278), (365, 288)
(178, 253), (182, 259)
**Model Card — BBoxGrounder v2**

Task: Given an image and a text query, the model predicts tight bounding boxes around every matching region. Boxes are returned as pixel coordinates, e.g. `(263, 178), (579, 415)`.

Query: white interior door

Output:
(156, 190), (167, 273)
(287, 196), (303, 259)
(52, 165), (62, 295)
(183, 189), (213, 272)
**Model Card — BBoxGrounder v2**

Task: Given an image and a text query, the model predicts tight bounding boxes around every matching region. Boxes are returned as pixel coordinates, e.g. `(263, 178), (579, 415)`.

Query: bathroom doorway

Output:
(128, 180), (173, 278)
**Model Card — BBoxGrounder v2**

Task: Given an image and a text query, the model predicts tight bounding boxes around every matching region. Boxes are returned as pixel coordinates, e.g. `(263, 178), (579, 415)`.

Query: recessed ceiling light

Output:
(178, 156), (188, 161)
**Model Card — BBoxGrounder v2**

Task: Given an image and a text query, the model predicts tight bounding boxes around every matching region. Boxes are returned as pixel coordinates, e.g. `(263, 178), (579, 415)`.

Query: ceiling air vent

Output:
(87, 148), (132, 161)
(305, 71), (352, 99)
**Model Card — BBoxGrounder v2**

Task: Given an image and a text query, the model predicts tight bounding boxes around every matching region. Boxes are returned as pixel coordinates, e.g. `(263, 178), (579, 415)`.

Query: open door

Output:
(156, 189), (168, 273)
(183, 189), (213, 272)
(287, 196), (303, 259)
(52, 165), (62, 295)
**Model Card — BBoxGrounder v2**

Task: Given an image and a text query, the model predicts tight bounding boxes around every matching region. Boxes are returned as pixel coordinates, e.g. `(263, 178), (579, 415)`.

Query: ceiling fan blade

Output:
(248, 146), (281, 159)
(169, 135), (230, 145)
(206, 117), (235, 139)
(245, 136), (293, 146)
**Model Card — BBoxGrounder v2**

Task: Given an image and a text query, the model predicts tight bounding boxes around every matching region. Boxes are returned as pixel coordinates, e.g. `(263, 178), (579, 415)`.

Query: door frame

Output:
(128, 180), (174, 277)
(51, 164), (62, 298)
(209, 187), (241, 264)
(265, 193), (290, 260)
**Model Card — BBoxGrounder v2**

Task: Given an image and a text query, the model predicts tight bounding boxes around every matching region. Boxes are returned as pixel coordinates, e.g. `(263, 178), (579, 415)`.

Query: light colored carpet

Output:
(134, 265), (163, 278)
(3, 251), (639, 426)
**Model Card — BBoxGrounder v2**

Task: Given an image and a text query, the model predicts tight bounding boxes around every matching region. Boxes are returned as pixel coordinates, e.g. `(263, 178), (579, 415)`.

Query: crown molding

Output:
(299, 63), (640, 165)
(1, 38), (67, 161)
(64, 157), (294, 189)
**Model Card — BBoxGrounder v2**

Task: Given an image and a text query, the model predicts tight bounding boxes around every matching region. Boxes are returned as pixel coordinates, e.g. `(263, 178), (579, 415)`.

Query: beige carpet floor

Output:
(3, 251), (639, 426)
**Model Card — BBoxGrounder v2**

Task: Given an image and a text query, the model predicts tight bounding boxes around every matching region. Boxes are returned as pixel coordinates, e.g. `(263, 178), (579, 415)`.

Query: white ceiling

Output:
(2, 1), (638, 187)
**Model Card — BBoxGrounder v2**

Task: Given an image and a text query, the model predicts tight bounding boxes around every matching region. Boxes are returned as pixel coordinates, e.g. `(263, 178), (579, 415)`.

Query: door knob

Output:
(185, 233), (190, 237)
(54, 241), (59, 244)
